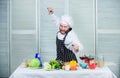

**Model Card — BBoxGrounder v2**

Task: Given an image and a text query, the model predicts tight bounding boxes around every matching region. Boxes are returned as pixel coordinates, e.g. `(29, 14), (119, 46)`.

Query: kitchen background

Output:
(0, 0), (120, 78)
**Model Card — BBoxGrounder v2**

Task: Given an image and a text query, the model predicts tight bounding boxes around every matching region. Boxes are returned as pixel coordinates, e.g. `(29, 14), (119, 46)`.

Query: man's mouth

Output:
(60, 30), (66, 34)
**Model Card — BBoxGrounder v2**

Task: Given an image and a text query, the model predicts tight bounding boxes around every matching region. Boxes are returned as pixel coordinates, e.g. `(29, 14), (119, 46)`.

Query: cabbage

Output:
(29, 58), (40, 68)
(43, 62), (51, 70)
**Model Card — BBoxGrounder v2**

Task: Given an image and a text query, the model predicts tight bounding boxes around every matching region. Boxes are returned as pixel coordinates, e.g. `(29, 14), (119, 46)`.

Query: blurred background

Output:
(0, 0), (120, 78)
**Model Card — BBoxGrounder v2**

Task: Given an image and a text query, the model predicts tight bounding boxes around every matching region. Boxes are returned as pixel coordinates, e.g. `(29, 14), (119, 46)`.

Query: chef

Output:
(47, 7), (83, 63)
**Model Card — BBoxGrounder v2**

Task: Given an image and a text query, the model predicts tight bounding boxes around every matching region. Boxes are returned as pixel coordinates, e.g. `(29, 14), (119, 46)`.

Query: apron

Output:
(56, 31), (78, 62)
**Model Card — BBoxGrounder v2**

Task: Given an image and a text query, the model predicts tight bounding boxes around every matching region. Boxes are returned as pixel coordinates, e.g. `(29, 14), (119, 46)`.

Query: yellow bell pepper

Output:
(70, 60), (77, 67)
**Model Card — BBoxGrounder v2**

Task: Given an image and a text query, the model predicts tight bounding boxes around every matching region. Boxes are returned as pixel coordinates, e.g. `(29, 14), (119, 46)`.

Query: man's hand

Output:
(47, 7), (54, 14)
(72, 44), (79, 52)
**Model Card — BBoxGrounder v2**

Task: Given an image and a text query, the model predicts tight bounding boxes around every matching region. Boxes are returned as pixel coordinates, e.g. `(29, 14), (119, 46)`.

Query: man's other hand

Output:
(72, 44), (79, 52)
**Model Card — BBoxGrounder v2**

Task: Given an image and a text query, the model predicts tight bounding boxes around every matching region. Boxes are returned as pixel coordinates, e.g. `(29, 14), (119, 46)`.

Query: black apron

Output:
(56, 31), (78, 62)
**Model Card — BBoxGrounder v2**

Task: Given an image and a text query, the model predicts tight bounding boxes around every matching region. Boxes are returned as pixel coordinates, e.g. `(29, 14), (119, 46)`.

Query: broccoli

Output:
(49, 60), (62, 69)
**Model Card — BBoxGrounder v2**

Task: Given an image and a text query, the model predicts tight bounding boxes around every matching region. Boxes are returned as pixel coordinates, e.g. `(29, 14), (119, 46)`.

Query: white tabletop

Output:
(9, 66), (117, 78)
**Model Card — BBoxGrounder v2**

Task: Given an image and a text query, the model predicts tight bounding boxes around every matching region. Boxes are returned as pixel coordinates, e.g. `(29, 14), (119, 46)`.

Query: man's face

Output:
(59, 23), (70, 34)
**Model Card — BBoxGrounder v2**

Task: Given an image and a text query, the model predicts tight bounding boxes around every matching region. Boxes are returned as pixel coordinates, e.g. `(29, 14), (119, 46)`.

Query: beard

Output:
(60, 30), (66, 34)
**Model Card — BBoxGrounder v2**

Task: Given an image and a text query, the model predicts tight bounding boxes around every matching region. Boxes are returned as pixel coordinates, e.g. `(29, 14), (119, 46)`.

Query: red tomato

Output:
(70, 66), (77, 70)
(88, 63), (97, 69)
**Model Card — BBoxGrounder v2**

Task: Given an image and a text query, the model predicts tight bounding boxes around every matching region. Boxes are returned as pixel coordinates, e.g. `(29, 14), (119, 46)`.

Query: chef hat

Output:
(60, 15), (73, 27)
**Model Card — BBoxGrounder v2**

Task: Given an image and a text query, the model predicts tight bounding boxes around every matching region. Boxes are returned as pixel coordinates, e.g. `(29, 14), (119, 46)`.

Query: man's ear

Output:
(69, 28), (72, 31)
(66, 28), (72, 33)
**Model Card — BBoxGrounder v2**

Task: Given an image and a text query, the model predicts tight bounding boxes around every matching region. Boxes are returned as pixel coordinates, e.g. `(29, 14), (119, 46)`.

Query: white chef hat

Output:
(60, 15), (73, 27)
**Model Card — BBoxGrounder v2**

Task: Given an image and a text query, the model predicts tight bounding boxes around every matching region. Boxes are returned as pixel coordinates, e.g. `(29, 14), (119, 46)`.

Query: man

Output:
(47, 7), (83, 62)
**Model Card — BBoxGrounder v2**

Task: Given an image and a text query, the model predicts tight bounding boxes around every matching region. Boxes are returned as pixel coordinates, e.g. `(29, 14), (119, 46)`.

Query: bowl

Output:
(80, 62), (87, 69)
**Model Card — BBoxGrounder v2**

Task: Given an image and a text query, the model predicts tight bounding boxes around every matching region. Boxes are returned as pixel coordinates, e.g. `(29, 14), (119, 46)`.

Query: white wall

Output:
(10, 0), (37, 74)
(96, 0), (120, 77)
(0, 0), (9, 77)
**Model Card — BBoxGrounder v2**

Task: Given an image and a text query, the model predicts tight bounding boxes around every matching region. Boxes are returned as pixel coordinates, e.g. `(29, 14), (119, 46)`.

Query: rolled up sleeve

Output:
(50, 14), (60, 27)
(64, 31), (84, 53)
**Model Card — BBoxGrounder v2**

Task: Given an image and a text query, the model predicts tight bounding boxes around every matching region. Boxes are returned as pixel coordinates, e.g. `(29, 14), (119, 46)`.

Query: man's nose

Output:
(61, 27), (65, 30)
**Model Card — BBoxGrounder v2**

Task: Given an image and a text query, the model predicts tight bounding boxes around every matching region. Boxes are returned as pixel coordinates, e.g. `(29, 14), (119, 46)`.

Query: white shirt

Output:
(50, 14), (84, 61)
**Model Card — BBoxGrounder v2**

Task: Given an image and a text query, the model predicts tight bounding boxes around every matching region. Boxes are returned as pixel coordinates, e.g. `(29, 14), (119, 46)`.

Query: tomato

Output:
(70, 66), (77, 70)
(88, 63), (97, 69)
